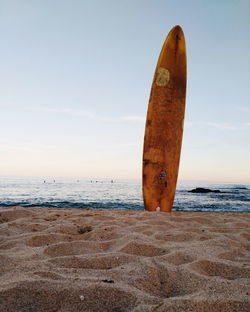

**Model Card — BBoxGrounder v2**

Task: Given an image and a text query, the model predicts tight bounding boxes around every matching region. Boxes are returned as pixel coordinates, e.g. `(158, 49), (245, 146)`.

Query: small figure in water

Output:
(43, 180), (46, 183)
(111, 180), (114, 183)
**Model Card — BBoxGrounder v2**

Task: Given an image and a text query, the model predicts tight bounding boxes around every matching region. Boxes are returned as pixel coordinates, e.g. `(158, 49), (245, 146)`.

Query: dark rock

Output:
(189, 188), (221, 193)
(233, 187), (248, 190)
(77, 226), (92, 234)
(102, 279), (114, 283)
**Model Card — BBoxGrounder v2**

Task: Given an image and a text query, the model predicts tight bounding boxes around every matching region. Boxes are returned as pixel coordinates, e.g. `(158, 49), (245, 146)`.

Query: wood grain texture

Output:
(143, 25), (187, 212)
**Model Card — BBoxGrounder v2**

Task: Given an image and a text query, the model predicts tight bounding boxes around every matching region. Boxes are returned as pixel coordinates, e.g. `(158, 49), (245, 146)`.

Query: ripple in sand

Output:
(49, 253), (136, 270)
(152, 299), (250, 312)
(27, 234), (71, 247)
(129, 263), (203, 298)
(0, 280), (138, 312)
(44, 240), (112, 257)
(159, 252), (194, 265)
(240, 232), (250, 241)
(85, 227), (123, 241)
(189, 260), (250, 280)
(218, 249), (247, 262)
(0, 240), (20, 250)
(0, 209), (31, 222)
(33, 271), (64, 280)
(154, 232), (197, 242)
(120, 241), (166, 257)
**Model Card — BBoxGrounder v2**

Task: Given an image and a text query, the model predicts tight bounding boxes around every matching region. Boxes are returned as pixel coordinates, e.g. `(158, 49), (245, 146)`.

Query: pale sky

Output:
(0, 0), (249, 182)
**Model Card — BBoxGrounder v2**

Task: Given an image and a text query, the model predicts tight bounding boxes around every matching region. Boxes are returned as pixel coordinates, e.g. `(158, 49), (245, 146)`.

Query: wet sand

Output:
(0, 206), (249, 312)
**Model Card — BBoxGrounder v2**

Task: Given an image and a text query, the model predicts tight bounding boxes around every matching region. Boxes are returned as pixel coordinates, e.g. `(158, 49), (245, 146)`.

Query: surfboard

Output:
(142, 25), (187, 212)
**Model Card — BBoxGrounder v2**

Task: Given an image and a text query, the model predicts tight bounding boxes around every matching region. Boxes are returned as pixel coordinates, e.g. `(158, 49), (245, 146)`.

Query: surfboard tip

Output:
(170, 25), (184, 36)
(173, 25), (183, 31)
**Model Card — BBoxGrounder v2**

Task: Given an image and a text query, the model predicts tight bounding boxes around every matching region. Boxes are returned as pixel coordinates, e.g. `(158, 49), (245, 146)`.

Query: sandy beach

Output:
(0, 206), (249, 312)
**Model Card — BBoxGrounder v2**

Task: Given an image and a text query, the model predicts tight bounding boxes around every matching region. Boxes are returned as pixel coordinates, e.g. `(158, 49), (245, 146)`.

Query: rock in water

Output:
(189, 188), (221, 193)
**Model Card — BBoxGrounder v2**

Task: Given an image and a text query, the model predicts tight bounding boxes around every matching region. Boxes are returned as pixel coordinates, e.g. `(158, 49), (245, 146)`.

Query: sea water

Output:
(0, 177), (249, 213)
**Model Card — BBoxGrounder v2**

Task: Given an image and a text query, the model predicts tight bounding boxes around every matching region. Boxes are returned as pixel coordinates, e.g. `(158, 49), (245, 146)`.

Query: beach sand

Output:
(0, 206), (249, 312)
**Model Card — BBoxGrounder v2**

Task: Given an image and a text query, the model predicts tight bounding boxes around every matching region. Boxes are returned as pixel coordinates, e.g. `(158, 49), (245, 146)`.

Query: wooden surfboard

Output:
(142, 25), (187, 212)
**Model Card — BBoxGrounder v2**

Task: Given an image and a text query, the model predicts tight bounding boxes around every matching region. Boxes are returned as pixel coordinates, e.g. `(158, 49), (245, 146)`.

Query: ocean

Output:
(0, 177), (249, 213)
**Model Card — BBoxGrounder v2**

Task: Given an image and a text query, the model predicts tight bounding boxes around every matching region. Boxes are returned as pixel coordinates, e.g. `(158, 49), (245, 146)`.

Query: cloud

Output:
(119, 143), (140, 147)
(203, 122), (243, 131)
(184, 121), (194, 128)
(0, 144), (35, 152)
(186, 121), (248, 131)
(0, 143), (55, 152)
(119, 116), (145, 122)
(35, 106), (145, 123)
(235, 106), (250, 112)
(24, 106), (250, 129)
(44, 108), (96, 119)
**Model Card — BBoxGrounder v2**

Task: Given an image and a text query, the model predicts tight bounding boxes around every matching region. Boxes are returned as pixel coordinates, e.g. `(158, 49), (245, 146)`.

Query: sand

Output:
(0, 206), (249, 312)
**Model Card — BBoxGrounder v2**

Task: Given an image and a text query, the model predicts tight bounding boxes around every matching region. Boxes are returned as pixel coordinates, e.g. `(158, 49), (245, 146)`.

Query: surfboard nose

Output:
(170, 25), (185, 39)
(172, 25), (183, 32)
(169, 25), (184, 34)
(166, 25), (186, 54)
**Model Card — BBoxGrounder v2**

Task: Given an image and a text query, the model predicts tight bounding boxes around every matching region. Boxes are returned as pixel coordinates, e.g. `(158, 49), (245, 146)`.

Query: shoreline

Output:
(0, 205), (249, 213)
(0, 206), (249, 311)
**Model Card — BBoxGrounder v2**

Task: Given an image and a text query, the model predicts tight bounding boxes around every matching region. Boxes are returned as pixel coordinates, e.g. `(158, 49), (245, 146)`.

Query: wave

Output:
(0, 201), (144, 210)
(1, 200), (248, 213)
(0, 178), (249, 213)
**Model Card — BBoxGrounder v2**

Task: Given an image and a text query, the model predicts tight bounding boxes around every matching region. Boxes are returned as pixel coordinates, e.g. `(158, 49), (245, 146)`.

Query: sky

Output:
(0, 0), (249, 183)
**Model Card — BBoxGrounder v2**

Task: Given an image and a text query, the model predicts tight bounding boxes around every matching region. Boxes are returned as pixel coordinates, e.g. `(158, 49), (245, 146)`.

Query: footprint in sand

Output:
(0, 209), (32, 222)
(128, 263), (202, 299)
(48, 253), (136, 270)
(33, 271), (64, 280)
(240, 232), (250, 241)
(26, 234), (70, 247)
(0, 280), (137, 312)
(189, 260), (250, 280)
(154, 232), (197, 242)
(44, 240), (112, 257)
(218, 249), (247, 262)
(119, 241), (166, 257)
(159, 252), (195, 265)
(85, 228), (123, 241)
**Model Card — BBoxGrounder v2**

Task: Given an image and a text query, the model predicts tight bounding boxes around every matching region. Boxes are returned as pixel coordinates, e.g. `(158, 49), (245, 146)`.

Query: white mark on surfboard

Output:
(156, 207), (161, 212)
(156, 67), (170, 87)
